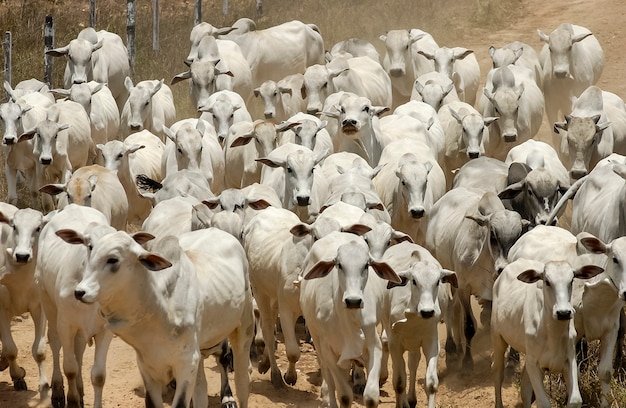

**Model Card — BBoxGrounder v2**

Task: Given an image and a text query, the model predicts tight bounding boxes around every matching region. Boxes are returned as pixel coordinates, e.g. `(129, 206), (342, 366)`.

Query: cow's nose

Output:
(468, 151), (480, 159)
(296, 196), (310, 206)
(570, 169), (587, 179)
(420, 310), (435, 319)
(40, 158), (52, 165)
(556, 310), (572, 320)
(15, 253), (30, 263)
(130, 124), (141, 131)
(410, 208), (425, 219)
(74, 289), (86, 301)
(345, 298), (363, 309)
(342, 119), (357, 128)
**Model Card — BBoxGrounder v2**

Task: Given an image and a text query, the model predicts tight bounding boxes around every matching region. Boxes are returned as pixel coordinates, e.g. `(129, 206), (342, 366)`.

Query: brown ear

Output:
(139, 253), (173, 271)
(303, 259), (336, 280)
(290, 223), (312, 237)
(56, 229), (86, 245)
(579, 236), (607, 254)
(441, 270), (458, 288)
(132, 232), (155, 246)
(517, 269), (542, 284)
(246, 199), (272, 210)
(370, 260), (401, 283)
(574, 265), (604, 280)
(341, 224), (372, 236)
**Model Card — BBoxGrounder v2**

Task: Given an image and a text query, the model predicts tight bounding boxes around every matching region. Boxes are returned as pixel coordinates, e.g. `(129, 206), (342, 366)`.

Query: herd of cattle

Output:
(0, 15), (625, 408)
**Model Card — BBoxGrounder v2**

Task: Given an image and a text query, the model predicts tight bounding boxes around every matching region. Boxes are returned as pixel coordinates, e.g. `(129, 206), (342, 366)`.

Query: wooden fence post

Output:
(194, 0), (202, 26)
(127, 0), (136, 73)
(153, 0), (159, 51)
(43, 15), (54, 88)
(3, 31), (11, 101)
(90, 0), (96, 29)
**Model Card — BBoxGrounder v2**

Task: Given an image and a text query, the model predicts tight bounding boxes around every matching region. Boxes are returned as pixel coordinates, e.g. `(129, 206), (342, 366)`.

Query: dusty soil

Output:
(2, 0), (626, 407)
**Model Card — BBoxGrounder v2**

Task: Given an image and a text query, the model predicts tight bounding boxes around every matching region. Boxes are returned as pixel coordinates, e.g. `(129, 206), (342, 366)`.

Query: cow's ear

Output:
(139, 253), (172, 271)
(387, 271), (410, 289)
(40, 184), (66, 196)
(132, 232), (155, 246)
(517, 269), (543, 284)
(498, 182), (524, 200)
(465, 214), (489, 227)
(303, 259), (336, 280)
(290, 223), (312, 238)
(574, 265), (604, 280)
(0, 211), (11, 225)
(441, 269), (458, 288)
(56, 229), (86, 245)
(370, 260), (401, 284)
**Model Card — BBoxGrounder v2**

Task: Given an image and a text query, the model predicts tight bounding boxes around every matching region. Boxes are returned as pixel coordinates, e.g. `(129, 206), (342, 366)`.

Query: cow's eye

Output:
(106, 257), (118, 265)
(614, 257), (619, 264)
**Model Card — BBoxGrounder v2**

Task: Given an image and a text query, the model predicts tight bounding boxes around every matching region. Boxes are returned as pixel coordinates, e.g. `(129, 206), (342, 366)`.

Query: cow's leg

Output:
(138, 362), (164, 408)
(214, 340), (236, 408)
(563, 349), (583, 408)
(389, 333), (408, 408)
(363, 324), (382, 408)
(30, 303), (49, 394)
(407, 351), (420, 408)
(278, 306), (300, 386)
(0, 307), (26, 390)
(458, 288), (476, 370)
(256, 293), (283, 387)
(423, 336), (439, 408)
(598, 328), (618, 408)
(525, 358), (551, 408)
(230, 323), (253, 408)
(91, 330), (113, 408)
(379, 329), (389, 387)
(41, 295), (64, 408)
(193, 357), (209, 408)
(491, 332), (507, 408)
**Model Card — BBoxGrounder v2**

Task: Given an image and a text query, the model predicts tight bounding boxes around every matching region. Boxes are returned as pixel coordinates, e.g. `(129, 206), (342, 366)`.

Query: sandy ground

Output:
(2, 0), (626, 407)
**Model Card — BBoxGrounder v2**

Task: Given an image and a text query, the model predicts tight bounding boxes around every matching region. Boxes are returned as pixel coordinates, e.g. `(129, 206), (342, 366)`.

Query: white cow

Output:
(69, 226), (254, 408)
(553, 85), (626, 179)
(492, 257), (602, 408)
(222, 20), (325, 87)
(451, 156), (509, 194)
(97, 130), (165, 225)
(508, 225), (626, 407)
(479, 65), (545, 160)
(35, 204), (114, 408)
(302, 56), (392, 116)
(253, 74), (307, 122)
(322, 93), (388, 167)
(46, 27), (131, 112)
(424, 187), (529, 369)
(380, 242), (456, 408)
(538, 23), (604, 126)
(0, 206), (50, 394)
(162, 118), (225, 194)
(257, 142), (329, 222)
(299, 231), (401, 407)
(199, 89), (252, 143)
(0, 83), (54, 206)
(20, 100), (93, 212)
(499, 140), (570, 226)
(176, 35), (253, 107)
(242, 207), (305, 387)
(137, 170), (213, 206)
(51, 81), (120, 146)
(417, 46), (481, 106)
(437, 100), (497, 188)
(327, 38), (381, 63)
(119, 78), (176, 142)
(276, 112), (334, 159)
(571, 163), (626, 242)
(379, 29), (438, 106)
(186, 22), (237, 62)
(373, 138), (446, 244)
(224, 120), (278, 189)
(488, 41), (543, 89)
(378, 113), (443, 160)
(198, 184), (279, 241)
(410, 71), (460, 112)
(39, 164), (129, 231)
(7, 78), (54, 102)
(392, 100), (446, 152)
(141, 195), (207, 241)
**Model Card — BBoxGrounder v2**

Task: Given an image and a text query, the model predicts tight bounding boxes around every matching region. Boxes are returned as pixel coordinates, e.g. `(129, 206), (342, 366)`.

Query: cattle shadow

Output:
(0, 381), (38, 408)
